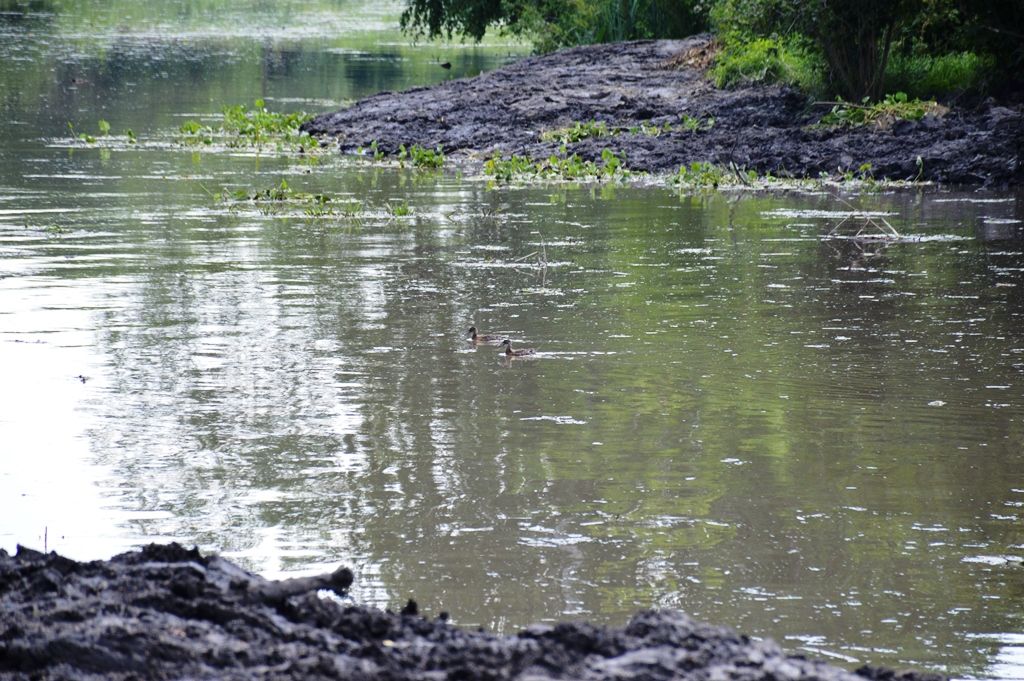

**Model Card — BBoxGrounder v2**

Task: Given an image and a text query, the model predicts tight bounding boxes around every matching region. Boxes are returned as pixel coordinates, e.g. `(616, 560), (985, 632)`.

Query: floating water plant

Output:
(398, 143), (445, 169)
(672, 161), (729, 188)
(178, 99), (320, 154)
(66, 122), (96, 144)
(386, 200), (412, 217)
(485, 149), (632, 184)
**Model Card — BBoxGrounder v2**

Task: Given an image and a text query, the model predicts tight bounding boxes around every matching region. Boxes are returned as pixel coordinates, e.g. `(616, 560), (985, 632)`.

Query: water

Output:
(1, 3), (1023, 678)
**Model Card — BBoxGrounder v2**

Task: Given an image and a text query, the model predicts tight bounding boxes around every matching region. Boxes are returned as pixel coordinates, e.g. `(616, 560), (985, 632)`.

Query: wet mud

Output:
(303, 36), (1022, 187)
(0, 543), (946, 680)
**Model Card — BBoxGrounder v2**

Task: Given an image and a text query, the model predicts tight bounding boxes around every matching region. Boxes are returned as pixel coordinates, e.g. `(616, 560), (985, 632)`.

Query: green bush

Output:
(883, 51), (994, 100)
(710, 37), (825, 95)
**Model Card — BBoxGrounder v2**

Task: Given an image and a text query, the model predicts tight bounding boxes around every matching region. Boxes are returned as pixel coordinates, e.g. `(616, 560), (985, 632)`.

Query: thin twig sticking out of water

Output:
(512, 235), (549, 268)
(825, 192), (901, 240)
(826, 213), (900, 239)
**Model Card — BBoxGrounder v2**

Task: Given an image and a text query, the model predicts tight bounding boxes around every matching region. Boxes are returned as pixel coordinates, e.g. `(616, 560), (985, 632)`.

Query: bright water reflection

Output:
(1, 3), (1023, 679)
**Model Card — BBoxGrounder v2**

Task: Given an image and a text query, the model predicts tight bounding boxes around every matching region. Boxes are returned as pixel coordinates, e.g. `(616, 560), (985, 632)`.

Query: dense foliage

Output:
(400, 0), (711, 52)
(401, 0), (1023, 101)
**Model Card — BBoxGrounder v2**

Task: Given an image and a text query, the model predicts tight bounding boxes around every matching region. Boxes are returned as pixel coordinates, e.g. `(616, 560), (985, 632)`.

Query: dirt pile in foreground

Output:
(303, 36), (1022, 187)
(0, 543), (945, 681)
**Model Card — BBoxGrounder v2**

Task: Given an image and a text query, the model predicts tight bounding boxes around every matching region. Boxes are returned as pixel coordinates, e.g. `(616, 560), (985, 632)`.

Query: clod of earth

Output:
(0, 543), (947, 681)
(302, 36), (1022, 187)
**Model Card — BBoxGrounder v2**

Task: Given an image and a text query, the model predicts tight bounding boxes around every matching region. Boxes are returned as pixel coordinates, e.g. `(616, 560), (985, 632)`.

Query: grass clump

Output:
(818, 92), (943, 127)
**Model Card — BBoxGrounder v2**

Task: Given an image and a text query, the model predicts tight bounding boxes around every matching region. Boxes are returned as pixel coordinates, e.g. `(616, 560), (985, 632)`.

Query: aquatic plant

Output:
(672, 161), (728, 188)
(818, 92), (942, 127)
(485, 150), (632, 183)
(66, 122), (96, 144)
(221, 99), (313, 146)
(179, 119), (214, 145)
(177, 99), (319, 154)
(398, 144), (445, 169)
(387, 200), (412, 217)
(221, 180), (336, 218)
(484, 154), (539, 182)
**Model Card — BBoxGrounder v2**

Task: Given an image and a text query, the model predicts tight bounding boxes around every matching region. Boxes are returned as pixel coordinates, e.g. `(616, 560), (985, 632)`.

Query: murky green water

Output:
(2, 2), (1023, 678)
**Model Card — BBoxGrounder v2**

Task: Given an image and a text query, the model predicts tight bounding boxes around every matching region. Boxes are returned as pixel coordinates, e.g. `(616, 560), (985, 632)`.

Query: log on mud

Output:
(302, 36), (1023, 187)
(0, 543), (946, 681)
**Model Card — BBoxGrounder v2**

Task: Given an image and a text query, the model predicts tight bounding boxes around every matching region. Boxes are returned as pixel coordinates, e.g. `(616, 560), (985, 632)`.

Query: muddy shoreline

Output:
(303, 36), (1022, 187)
(0, 543), (945, 680)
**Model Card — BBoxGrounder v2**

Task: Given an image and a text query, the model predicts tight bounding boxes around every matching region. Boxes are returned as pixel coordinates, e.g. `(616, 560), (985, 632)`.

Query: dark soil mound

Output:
(303, 36), (1022, 187)
(0, 543), (946, 681)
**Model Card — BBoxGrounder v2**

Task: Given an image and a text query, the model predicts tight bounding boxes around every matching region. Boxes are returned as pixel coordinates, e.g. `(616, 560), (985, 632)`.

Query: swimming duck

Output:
(467, 326), (503, 342)
(500, 339), (536, 356)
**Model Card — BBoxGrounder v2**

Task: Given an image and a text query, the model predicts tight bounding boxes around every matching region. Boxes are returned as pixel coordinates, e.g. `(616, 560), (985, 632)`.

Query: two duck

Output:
(467, 326), (536, 356)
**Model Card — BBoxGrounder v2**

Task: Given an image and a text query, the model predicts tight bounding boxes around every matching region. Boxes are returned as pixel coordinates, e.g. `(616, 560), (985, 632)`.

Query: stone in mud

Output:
(303, 36), (1022, 187)
(0, 543), (946, 681)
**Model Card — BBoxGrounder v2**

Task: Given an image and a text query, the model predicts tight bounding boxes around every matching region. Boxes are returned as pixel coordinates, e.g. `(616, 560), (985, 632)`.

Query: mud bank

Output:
(303, 36), (1022, 187)
(0, 543), (945, 681)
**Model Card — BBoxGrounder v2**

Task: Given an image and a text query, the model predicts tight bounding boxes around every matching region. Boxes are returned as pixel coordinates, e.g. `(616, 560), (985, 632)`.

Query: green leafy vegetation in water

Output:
(219, 180), (337, 216)
(672, 161), (729, 188)
(485, 149), (633, 183)
(210, 180), (414, 221)
(69, 124), (95, 144)
(356, 142), (445, 169)
(386, 200), (412, 217)
(817, 92), (943, 127)
(178, 99), (320, 154)
(398, 143), (445, 169)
